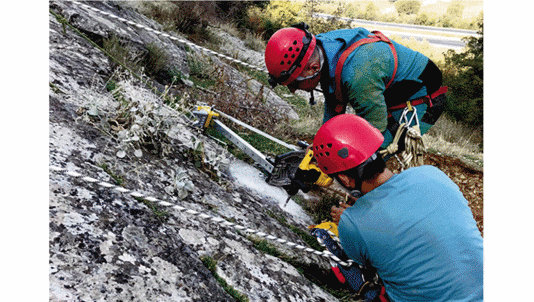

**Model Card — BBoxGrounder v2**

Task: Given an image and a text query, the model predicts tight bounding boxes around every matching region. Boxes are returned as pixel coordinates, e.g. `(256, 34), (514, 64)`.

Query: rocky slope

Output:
(49, 1), (340, 301)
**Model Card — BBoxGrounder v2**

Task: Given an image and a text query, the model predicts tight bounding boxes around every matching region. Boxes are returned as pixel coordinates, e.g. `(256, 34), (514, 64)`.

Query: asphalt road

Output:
(315, 13), (478, 50)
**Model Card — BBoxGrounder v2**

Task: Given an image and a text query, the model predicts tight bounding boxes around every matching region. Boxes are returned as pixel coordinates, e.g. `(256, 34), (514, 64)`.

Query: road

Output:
(314, 13), (479, 50)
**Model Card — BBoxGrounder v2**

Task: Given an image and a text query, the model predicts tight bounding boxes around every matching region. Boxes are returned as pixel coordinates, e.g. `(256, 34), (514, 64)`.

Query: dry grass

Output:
(424, 114), (483, 167)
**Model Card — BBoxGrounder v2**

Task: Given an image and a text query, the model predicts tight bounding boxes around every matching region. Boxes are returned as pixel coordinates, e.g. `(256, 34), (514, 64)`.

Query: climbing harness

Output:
(387, 86), (448, 116)
(334, 31), (398, 114)
(380, 86), (448, 170)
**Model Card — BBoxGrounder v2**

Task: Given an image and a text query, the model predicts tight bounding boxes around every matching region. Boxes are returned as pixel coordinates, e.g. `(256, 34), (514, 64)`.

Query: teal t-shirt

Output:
(338, 166), (483, 301)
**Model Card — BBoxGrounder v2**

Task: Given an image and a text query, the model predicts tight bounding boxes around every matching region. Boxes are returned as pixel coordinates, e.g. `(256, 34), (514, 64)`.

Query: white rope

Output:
(70, 1), (268, 74)
(49, 165), (354, 267)
(53, 2), (358, 266)
(380, 107), (426, 171)
(399, 126), (425, 169)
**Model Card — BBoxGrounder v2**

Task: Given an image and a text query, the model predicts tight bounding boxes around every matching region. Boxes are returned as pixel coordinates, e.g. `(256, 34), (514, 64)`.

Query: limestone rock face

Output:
(49, 1), (337, 301)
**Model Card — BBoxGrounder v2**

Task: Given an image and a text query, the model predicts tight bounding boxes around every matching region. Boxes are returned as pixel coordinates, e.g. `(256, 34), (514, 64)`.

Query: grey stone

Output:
(49, 1), (338, 301)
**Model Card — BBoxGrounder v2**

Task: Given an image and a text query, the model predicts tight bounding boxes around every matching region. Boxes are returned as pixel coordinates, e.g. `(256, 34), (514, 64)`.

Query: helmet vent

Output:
(338, 147), (349, 159)
(327, 143), (332, 148)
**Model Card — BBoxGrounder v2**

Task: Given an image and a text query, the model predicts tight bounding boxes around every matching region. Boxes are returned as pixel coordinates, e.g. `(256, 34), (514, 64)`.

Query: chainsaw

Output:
(191, 105), (332, 205)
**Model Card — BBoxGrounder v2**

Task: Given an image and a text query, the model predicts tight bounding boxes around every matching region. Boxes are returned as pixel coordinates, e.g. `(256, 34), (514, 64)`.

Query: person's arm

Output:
(323, 96), (340, 124)
(330, 203), (350, 224)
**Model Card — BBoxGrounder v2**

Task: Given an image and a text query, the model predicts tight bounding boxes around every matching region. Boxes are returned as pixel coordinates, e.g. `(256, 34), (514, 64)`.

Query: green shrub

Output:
(446, 1), (464, 20)
(140, 43), (170, 81)
(362, 2), (379, 20)
(442, 18), (483, 128)
(251, 0), (306, 39)
(345, 2), (361, 19)
(102, 34), (142, 74)
(138, 1), (218, 44)
(395, 0), (422, 15)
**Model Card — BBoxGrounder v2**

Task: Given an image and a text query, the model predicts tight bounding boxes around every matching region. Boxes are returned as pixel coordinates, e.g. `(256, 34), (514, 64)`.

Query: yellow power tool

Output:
(280, 148), (333, 207)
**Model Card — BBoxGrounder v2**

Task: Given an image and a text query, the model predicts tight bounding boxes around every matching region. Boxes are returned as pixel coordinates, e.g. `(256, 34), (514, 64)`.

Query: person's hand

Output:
(330, 203), (351, 224)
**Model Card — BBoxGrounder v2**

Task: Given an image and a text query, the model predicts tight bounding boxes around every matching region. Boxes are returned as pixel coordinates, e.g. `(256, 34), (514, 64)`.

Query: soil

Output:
(387, 153), (484, 236)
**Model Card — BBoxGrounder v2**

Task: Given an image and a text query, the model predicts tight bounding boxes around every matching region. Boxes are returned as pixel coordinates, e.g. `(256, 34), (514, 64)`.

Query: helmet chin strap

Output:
(309, 91), (315, 105)
(337, 153), (380, 199)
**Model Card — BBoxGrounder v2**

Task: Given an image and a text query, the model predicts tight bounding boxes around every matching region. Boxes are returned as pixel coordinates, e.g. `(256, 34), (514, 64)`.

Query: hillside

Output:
(47, 1), (483, 301)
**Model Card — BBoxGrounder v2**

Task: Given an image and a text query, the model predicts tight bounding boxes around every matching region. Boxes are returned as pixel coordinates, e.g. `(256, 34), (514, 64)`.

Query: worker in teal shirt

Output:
(312, 114), (483, 301)
(265, 23), (446, 152)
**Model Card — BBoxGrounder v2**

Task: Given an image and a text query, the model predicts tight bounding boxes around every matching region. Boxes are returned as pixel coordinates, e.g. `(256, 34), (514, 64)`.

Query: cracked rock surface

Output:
(49, 1), (339, 301)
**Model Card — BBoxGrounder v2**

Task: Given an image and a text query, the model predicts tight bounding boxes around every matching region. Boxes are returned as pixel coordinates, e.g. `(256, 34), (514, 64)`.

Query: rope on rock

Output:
(49, 165), (355, 267)
(70, 1), (267, 74)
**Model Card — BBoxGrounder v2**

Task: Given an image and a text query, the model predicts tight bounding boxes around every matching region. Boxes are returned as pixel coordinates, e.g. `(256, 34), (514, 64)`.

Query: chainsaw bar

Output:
(191, 105), (308, 187)
(266, 150), (307, 187)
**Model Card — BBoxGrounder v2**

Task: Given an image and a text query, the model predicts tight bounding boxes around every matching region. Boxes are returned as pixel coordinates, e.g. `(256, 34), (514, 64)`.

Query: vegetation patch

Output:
(134, 196), (169, 221)
(248, 236), (354, 301)
(200, 256), (249, 302)
(98, 162), (125, 186)
(265, 210), (323, 251)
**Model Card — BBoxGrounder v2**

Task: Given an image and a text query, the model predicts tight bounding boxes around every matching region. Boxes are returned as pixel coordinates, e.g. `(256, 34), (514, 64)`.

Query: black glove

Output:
(282, 167), (321, 196)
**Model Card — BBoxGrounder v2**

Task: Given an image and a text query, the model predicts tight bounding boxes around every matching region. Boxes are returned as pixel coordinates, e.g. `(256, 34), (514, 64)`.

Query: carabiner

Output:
(399, 106), (419, 128)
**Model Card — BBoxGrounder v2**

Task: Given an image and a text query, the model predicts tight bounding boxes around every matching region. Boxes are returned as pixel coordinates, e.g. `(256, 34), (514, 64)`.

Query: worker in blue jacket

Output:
(313, 114), (483, 301)
(265, 23), (446, 152)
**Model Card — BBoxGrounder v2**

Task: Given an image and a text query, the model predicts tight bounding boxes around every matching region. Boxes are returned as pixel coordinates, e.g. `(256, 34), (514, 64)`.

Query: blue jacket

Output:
(338, 166), (483, 301)
(316, 28), (437, 147)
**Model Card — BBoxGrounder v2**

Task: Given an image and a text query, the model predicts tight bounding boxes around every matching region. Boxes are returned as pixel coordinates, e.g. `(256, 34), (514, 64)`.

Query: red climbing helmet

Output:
(265, 23), (316, 86)
(312, 114), (384, 175)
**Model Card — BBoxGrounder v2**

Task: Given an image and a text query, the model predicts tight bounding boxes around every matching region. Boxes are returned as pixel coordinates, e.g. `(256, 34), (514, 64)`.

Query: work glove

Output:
(283, 167), (321, 196)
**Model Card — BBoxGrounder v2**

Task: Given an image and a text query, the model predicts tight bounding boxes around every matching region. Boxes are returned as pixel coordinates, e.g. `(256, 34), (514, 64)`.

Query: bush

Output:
(446, 1), (464, 20)
(442, 18), (483, 128)
(361, 2), (379, 20)
(395, 0), (422, 15)
(264, 0), (305, 32)
(140, 43), (169, 80)
(345, 2), (361, 19)
(244, 0), (305, 39)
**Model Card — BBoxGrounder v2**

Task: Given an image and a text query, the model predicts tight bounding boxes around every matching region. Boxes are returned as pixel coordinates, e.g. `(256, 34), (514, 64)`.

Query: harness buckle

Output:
(425, 95), (433, 108)
(406, 101), (413, 112)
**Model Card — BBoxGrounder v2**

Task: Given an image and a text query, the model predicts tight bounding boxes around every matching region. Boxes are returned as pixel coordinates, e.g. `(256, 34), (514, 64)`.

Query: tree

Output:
(446, 1), (464, 20)
(395, 0), (421, 15)
(442, 16), (483, 127)
(362, 2), (379, 20)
